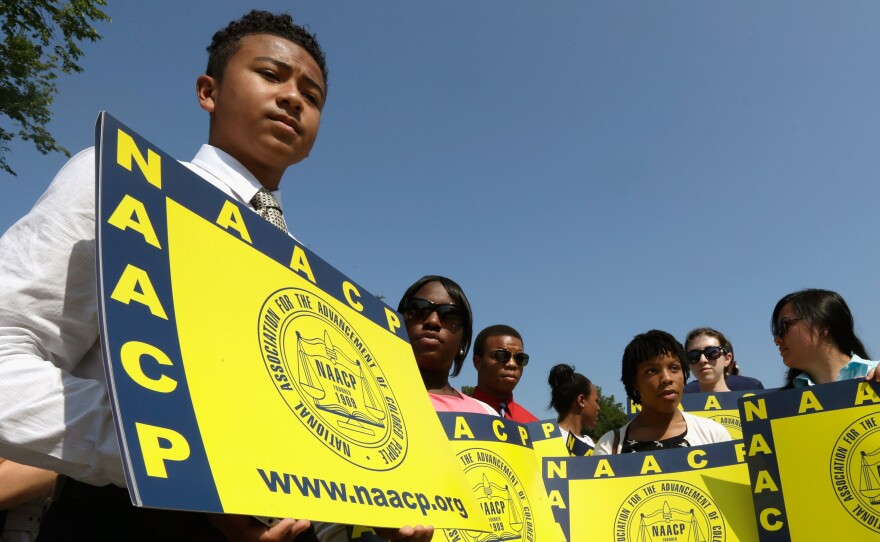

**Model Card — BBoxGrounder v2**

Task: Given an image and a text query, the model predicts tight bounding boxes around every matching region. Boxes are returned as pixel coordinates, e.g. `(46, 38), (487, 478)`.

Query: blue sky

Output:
(3, 1), (880, 417)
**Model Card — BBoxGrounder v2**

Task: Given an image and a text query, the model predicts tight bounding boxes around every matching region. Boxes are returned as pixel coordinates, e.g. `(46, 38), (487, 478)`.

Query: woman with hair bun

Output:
(547, 364), (599, 448)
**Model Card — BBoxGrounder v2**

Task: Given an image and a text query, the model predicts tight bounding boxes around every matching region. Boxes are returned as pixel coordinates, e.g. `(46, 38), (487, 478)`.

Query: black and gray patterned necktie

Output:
(250, 187), (287, 232)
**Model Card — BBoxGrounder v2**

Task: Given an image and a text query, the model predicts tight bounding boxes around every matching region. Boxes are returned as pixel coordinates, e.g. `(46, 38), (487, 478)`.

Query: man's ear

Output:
(473, 354), (481, 371)
(196, 75), (218, 113)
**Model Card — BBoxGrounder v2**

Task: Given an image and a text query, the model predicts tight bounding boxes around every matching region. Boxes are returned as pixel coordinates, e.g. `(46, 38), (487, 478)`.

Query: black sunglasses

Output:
(490, 349), (530, 367)
(773, 317), (804, 339)
(685, 346), (727, 364)
(402, 298), (464, 330)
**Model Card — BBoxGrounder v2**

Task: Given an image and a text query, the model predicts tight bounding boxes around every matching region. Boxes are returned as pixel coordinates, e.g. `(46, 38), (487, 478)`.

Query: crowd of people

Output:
(1, 8), (879, 542)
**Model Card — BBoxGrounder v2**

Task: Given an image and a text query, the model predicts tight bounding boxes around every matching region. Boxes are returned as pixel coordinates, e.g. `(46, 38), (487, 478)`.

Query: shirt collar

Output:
(471, 386), (514, 411)
(793, 354), (871, 387)
(188, 145), (284, 207)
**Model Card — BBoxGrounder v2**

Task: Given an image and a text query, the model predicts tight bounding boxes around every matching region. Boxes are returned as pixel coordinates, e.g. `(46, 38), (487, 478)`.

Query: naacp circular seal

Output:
(707, 414), (743, 440)
(258, 288), (407, 471)
(615, 480), (725, 542)
(830, 412), (880, 534)
(444, 447), (534, 542)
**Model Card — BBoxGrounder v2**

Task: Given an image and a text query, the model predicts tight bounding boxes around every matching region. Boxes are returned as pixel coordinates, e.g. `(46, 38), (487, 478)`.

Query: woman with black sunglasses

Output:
(683, 328), (732, 393)
(397, 275), (496, 414)
(772, 289), (878, 389)
(682, 328), (764, 393)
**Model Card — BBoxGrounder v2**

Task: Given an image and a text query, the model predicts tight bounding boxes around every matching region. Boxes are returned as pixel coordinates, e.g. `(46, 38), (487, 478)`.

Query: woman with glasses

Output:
(594, 330), (730, 455)
(397, 275), (496, 414)
(683, 328), (732, 393)
(683, 328), (764, 393)
(772, 289), (878, 388)
(547, 364), (600, 449)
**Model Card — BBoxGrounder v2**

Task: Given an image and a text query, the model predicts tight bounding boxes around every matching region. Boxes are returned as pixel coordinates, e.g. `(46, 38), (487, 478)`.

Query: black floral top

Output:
(620, 425), (690, 453)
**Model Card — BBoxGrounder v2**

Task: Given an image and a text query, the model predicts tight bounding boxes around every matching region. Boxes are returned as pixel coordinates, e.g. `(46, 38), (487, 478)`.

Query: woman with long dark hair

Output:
(772, 289), (877, 388)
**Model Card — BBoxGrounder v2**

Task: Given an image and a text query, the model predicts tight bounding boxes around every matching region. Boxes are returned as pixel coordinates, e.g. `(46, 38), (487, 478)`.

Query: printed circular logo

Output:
(615, 480), (725, 542)
(258, 288), (407, 471)
(708, 414), (743, 440)
(830, 412), (880, 534)
(444, 447), (534, 542)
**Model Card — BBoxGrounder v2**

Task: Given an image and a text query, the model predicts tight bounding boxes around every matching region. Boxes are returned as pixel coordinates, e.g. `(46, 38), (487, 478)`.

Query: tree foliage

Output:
(0, 1), (110, 175)
(460, 385), (475, 397)
(587, 386), (628, 441)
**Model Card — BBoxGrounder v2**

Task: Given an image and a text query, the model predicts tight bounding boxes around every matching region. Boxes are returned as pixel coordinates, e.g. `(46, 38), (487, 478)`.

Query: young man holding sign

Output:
(0, 10), (429, 542)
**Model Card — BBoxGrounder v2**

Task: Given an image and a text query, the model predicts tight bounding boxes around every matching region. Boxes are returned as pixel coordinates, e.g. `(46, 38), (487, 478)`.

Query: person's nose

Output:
(422, 309), (442, 329)
(278, 84), (305, 114)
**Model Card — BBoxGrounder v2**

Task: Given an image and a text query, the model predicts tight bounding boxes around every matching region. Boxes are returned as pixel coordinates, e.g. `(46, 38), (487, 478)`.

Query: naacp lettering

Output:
(437, 413), (542, 542)
(739, 379), (880, 541)
(258, 288), (407, 470)
(542, 441), (749, 541)
(97, 113), (411, 511)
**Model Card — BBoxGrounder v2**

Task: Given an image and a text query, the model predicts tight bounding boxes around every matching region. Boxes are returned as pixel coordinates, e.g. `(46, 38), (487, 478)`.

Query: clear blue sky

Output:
(3, 1), (880, 417)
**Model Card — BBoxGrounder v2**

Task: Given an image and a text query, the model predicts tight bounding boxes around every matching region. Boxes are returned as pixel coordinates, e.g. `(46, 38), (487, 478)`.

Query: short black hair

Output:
(206, 10), (328, 89)
(473, 324), (523, 357)
(397, 275), (473, 377)
(621, 330), (689, 404)
(547, 363), (594, 419)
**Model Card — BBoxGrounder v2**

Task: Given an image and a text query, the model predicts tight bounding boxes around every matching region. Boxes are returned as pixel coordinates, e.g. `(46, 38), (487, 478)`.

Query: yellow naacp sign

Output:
(740, 379), (880, 541)
(628, 391), (770, 440)
(543, 441), (758, 541)
(96, 113), (488, 531)
(526, 419), (593, 457)
(437, 413), (565, 542)
(349, 413), (566, 542)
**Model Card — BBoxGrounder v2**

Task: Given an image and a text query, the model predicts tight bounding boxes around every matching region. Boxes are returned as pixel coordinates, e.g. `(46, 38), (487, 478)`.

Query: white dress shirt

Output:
(0, 144), (282, 487)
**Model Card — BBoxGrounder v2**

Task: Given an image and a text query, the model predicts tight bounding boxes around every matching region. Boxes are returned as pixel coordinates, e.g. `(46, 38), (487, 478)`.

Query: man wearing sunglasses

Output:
(471, 325), (538, 422)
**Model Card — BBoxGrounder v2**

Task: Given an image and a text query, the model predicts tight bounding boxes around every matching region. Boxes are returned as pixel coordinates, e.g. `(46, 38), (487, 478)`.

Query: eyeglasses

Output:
(402, 298), (465, 330)
(773, 317), (804, 339)
(490, 349), (530, 367)
(685, 346), (727, 365)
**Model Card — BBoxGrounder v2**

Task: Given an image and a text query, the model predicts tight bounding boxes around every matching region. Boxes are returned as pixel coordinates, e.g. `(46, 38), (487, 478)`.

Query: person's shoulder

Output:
(468, 395), (498, 416)
(593, 421), (630, 455)
(683, 412), (731, 442)
(725, 374), (764, 390)
(683, 380), (701, 393)
(513, 401), (539, 422)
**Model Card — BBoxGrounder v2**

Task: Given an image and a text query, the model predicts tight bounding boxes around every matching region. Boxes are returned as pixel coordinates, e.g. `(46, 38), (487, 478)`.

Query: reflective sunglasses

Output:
(490, 349), (530, 367)
(773, 317), (804, 339)
(402, 298), (464, 330)
(685, 345), (727, 365)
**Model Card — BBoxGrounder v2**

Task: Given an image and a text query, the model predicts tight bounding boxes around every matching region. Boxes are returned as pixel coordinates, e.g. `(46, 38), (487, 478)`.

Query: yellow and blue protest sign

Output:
(739, 379), (880, 541)
(95, 113), (488, 530)
(348, 413), (565, 542)
(526, 419), (593, 457)
(628, 391), (770, 439)
(543, 441), (758, 541)
(436, 413), (565, 542)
